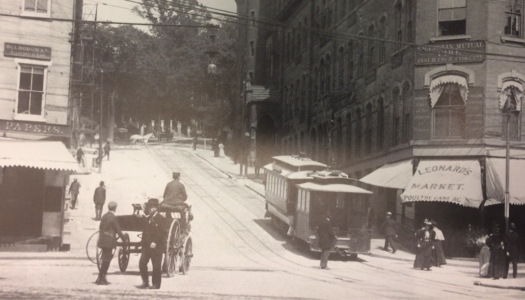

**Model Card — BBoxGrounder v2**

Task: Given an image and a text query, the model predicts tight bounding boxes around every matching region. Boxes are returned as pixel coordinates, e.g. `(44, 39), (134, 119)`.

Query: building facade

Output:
(0, 0), (78, 250)
(237, 0), (525, 236)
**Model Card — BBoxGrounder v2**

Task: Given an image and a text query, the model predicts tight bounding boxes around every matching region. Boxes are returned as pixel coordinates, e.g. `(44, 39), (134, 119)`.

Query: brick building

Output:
(236, 0), (525, 237)
(0, 0), (79, 251)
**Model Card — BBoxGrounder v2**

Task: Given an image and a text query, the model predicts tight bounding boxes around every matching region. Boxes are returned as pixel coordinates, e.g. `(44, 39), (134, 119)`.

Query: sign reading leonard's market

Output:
(0, 120), (70, 137)
(415, 41), (485, 66)
(4, 43), (52, 61)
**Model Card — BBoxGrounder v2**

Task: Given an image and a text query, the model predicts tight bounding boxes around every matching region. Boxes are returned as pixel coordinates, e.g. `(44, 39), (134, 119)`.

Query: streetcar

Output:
(264, 155), (373, 258)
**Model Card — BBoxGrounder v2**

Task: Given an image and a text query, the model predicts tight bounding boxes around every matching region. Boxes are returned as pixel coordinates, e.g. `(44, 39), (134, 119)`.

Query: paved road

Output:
(0, 147), (523, 299)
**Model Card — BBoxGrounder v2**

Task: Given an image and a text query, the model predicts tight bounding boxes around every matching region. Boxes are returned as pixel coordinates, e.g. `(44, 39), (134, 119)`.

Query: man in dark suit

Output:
(93, 181), (106, 220)
(505, 222), (520, 278)
(317, 212), (336, 269)
(68, 178), (81, 209)
(96, 201), (124, 285)
(381, 212), (398, 253)
(138, 198), (166, 289)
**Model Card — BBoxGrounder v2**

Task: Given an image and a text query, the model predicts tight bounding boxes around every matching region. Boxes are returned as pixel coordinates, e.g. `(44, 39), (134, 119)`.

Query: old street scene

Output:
(1, 0), (525, 299)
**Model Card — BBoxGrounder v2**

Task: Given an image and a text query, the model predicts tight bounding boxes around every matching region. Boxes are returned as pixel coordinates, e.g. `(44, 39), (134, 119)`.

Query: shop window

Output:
(505, 1), (522, 38)
(22, 0), (50, 17)
(16, 64), (47, 121)
(438, 0), (467, 36)
(433, 83), (465, 139)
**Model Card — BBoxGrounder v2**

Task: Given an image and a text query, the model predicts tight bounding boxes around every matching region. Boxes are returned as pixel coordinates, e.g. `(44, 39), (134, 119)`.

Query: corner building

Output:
(237, 0), (525, 239)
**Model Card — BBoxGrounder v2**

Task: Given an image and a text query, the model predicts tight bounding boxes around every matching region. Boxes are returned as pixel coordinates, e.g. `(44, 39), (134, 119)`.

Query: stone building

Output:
(237, 0), (525, 237)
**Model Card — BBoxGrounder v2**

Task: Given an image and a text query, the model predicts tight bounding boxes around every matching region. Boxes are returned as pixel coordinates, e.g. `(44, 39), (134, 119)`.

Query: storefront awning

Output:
(401, 160), (483, 208)
(485, 158), (525, 206)
(0, 141), (78, 171)
(359, 159), (413, 189)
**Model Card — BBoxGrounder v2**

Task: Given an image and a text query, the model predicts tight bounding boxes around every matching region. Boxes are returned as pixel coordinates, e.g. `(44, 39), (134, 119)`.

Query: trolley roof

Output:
(296, 182), (373, 194)
(271, 155), (327, 171)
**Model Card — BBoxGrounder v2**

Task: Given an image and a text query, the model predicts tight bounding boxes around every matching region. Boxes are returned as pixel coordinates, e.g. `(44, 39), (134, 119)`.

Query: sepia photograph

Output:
(0, 0), (524, 299)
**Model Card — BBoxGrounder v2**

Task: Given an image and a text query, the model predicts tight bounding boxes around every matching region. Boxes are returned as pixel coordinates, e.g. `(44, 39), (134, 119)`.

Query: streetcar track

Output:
(150, 148), (514, 299)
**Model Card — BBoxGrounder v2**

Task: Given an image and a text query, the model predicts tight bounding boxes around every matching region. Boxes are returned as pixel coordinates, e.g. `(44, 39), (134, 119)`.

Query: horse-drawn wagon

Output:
(87, 202), (193, 276)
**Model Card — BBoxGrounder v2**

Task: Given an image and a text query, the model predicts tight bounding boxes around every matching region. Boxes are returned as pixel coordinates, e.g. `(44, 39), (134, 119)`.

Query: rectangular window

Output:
(505, 2), (522, 37)
(393, 116), (400, 145)
(23, 0), (50, 17)
(250, 41), (255, 56)
(403, 113), (411, 142)
(438, 0), (467, 36)
(502, 112), (520, 141)
(17, 65), (47, 120)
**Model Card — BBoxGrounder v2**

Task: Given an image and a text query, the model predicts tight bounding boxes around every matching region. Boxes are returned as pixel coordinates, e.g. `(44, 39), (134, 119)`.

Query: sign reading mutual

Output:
(415, 41), (485, 66)
(401, 160), (483, 208)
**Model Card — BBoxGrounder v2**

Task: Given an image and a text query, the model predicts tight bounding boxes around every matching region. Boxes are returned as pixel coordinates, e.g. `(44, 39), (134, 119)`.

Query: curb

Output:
(474, 281), (525, 291)
(244, 182), (265, 198)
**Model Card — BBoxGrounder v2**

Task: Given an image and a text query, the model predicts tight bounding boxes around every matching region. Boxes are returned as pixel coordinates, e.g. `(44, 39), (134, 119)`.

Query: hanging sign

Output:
(4, 43), (52, 60)
(401, 160), (483, 207)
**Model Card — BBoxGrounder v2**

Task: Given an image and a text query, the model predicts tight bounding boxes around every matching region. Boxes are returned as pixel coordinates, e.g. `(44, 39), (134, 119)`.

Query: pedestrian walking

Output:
(96, 201), (124, 285)
(317, 213), (336, 269)
(68, 178), (81, 209)
(431, 222), (447, 267)
(486, 223), (508, 279)
(76, 147), (84, 167)
(414, 221), (434, 271)
(93, 181), (106, 220)
(103, 141), (111, 161)
(478, 239), (491, 278)
(505, 223), (520, 278)
(218, 142), (225, 158)
(212, 138), (219, 157)
(381, 212), (397, 253)
(138, 198), (165, 290)
(192, 136), (197, 150)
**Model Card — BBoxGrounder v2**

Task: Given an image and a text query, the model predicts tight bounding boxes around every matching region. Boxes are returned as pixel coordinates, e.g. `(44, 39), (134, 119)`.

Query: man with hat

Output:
(161, 171), (188, 222)
(505, 222), (520, 278)
(138, 198), (166, 289)
(381, 212), (397, 253)
(68, 178), (81, 210)
(93, 181), (106, 220)
(96, 201), (124, 285)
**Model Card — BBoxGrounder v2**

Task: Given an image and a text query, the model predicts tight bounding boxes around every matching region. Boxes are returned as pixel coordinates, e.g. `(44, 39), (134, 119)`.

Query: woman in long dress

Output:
(414, 222), (434, 271)
(478, 239), (491, 278)
(218, 143), (225, 158)
(486, 224), (507, 279)
(432, 222), (447, 267)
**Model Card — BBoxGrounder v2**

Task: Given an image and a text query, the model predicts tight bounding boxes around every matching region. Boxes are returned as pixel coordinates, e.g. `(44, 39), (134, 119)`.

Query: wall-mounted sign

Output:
(0, 120), (70, 137)
(415, 41), (485, 65)
(4, 43), (52, 61)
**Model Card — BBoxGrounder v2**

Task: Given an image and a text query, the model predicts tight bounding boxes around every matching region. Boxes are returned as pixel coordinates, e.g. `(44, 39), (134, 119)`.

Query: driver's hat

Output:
(172, 171), (181, 176)
(147, 198), (160, 207)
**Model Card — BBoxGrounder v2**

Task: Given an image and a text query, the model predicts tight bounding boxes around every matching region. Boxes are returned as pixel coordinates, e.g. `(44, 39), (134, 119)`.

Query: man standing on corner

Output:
(381, 212), (397, 254)
(69, 178), (81, 210)
(317, 212), (336, 269)
(93, 181), (106, 220)
(96, 201), (124, 285)
(138, 198), (165, 289)
(505, 222), (520, 278)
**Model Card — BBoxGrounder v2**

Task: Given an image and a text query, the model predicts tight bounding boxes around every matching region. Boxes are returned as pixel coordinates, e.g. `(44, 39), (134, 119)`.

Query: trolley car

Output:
(86, 202), (193, 276)
(264, 155), (373, 258)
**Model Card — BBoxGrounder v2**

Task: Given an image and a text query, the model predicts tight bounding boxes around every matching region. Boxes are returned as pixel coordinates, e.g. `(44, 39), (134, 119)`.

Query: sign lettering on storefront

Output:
(415, 41), (485, 66)
(0, 120), (70, 137)
(4, 43), (52, 61)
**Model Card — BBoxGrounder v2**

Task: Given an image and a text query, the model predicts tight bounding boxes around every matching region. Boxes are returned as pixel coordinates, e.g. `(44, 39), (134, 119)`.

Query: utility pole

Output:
(99, 70), (104, 173)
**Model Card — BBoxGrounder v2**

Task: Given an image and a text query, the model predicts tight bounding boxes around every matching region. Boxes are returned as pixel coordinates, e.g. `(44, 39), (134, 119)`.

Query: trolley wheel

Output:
(180, 237), (193, 275)
(166, 219), (181, 277)
(118, 233), (130, 272)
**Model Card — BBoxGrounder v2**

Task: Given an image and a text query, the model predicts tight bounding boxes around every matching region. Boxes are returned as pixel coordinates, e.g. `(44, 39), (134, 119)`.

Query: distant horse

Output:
(130, 133), (155, 146)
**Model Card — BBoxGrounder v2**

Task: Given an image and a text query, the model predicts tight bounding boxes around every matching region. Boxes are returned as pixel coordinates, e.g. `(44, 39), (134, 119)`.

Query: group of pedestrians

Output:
(412, 219), (447, 271)
(479, 222), (520, 280)
(75, 141), (111, 168)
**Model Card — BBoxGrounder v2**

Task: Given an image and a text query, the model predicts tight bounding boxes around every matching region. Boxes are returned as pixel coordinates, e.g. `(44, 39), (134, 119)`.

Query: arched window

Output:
(433, 84), (466, 139)
(393, 88), (401, 146)
(377, 99), (385, 150)
(346, 113), (352, 161)
(355, 108), (362, 157)
(395, 2), (403, 49)
(500, 81), (524, 140)
(367, 25), (375, 70)
(347, 40), (354, 82)
(366, 104), (373, 152)
(357, 34), (364, 76)
(338, 47), (345, 87)
(402, 83), (412, 143)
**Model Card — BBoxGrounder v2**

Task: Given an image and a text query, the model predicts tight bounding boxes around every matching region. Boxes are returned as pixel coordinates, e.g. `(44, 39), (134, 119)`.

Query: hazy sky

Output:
(84, 0), (237, 23)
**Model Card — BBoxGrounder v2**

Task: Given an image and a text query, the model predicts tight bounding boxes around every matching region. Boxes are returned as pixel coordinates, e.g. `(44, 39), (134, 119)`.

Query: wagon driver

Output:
(161, 171), (188, 225)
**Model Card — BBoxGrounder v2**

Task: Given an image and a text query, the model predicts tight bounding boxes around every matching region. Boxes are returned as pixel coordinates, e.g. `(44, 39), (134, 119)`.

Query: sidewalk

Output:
(193, 148), (525, 291)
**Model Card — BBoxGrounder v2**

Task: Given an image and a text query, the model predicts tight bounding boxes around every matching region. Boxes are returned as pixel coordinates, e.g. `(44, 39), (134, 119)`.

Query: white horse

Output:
(130, 133), (155, 146)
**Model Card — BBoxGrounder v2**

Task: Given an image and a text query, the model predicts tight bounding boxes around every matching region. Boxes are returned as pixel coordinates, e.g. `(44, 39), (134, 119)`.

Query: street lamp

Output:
(499, 85), (521, 234)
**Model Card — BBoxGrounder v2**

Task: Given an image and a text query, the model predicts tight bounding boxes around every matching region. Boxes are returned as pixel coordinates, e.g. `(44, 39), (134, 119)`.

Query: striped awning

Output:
(0, 140), (78, 171)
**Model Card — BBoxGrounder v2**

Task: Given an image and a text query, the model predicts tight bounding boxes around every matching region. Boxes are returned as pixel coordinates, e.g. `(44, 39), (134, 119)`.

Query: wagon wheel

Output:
(165, 219), (181, 277)
(118, 233), (130, 272)
(180, 237), (193, 275)
(86, 231), (100, 265)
